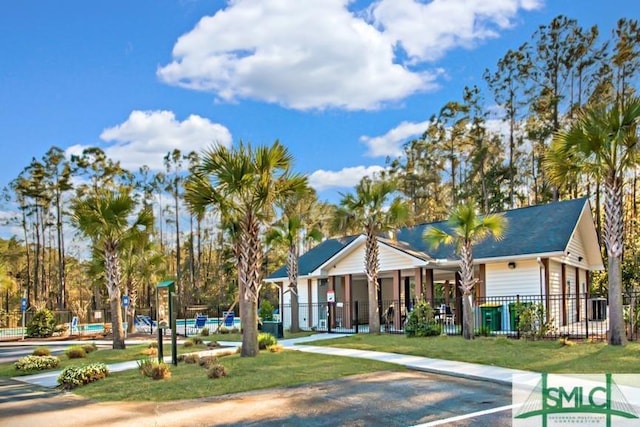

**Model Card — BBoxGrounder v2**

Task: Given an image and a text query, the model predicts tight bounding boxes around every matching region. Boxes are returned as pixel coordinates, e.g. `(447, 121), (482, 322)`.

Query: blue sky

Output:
(1, 0), (637, 207)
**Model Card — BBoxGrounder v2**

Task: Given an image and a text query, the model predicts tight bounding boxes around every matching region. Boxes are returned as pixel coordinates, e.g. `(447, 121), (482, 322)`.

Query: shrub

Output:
(476, 325), (493, 337)
(147, 341), (158, 349)
(515, 303), (557, 340)
(191, 336), (204, 345)
(404, 302), (440, 337)
(218, 326), (230, 334)
(137, 358), (171, 380)
(65, 346), (87, 359)
(82, 343), (98, 354)
(268, 344), (284, 353)
(199, 355), (218, 369)
(183, 340), (194, 348)
(32, 346), (51, 356)
(57, 363), (109, 389)
(258, 333), (277, 350)
(15, 355), (60, 371)
(141, 347), (158, 356)
(206, 341), (220, 348)
(26, 308), (58, 338)
(558, 337), (576, 346)
(182, 354), (200, 364)
(231, 326), (240, 333)
(207, 363), (227, 379)
(259, 301), (275, 322)
(200, 327), (210, 336)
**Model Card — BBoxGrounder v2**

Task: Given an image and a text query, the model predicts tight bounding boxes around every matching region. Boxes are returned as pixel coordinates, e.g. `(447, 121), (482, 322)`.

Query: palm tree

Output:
(424, 201), (506, 340)
(545, 97), (640, 346)
(184, 141), (306, 357)
(71, 188), (153, 349)
(333, 177), (408, 334)
(266, 192), (322, 332)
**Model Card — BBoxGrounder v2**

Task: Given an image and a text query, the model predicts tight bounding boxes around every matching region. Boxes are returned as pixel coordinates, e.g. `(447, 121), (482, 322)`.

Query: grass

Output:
(304, 334), (640, 373)
(74, 350), (404, 401)
(207, 330), (314, 342)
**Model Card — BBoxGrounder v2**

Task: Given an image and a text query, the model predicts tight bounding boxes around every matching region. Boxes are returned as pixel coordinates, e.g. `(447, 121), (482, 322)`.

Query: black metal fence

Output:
(281, 291), (640, 341)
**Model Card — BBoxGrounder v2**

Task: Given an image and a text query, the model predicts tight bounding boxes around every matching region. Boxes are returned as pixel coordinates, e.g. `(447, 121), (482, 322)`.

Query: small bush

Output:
(218, 326), (230, 334)
(231, 326), (240, 333)
(82, 343), (98, 354)
(207, 363), (227, 379)
(182, 354), (200, 364)
(137, 358), (171, 380)
(200, 327), (210, 336)
(191, 336), (203, 345)
(476, 325), (493, 337)
(206, 340), (220, 348)
(57, 363), (109, 389)
(558, 337), (576, 346)
(183, 340), (194, 348)
(65, 346), (87, 359)
(199, 355), (218, 368)
(258, 333), (277, 350)
(27, 309), (58, 338)
(15, 355), (60, 371)
(150, 363), (171, 380)
(404, 302), (441, 337)
(147, 342), (158, 349)
(141, 347), (158, 356)
(259, 300), (275, 322)
(32, 346), (51, 356)
(268, 344), (284, 353)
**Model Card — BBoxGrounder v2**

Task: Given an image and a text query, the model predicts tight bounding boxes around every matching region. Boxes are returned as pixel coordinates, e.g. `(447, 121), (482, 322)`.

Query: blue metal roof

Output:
(267, 198), (589, 279)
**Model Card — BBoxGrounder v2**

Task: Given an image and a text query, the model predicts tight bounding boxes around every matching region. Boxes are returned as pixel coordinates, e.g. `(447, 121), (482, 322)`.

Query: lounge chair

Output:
(188, 314), (208, 334)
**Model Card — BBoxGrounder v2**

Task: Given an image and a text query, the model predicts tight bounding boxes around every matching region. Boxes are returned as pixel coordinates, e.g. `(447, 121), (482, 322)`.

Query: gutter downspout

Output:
(537, 257), (545, 301)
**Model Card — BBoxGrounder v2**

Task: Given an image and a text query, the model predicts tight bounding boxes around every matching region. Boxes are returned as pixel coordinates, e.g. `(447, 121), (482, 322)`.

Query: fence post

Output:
(327, 304), (332, 333)
(354, 301), (359, 334)
(516, 294), (520, 340)
(585, 292), (589, 340)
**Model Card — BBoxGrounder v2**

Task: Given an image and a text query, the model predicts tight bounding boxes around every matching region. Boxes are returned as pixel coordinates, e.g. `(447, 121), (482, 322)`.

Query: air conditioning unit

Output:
(318, 319), (327, 329)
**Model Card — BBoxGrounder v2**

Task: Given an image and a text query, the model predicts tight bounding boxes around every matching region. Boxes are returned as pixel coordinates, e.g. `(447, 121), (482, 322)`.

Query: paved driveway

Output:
(0, 370), (512, 427)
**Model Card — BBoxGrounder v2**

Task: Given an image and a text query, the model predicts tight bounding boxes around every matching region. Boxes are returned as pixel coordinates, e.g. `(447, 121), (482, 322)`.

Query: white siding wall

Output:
(549, 260), (563, 325)
(485, 259), (541, 297)
(566, 267), (577, 323)
(331, 242), (365, 275)
(566, 230), (586, 267)
(332, 242), (421, 276)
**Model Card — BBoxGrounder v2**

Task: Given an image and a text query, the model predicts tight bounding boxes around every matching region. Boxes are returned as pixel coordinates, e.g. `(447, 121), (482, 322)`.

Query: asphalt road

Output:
(0, 370), (513, 427)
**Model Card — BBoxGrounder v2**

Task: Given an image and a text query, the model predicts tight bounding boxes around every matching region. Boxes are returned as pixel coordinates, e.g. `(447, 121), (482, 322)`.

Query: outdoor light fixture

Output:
(578, 256), (583, 262)
(508, 262), (516, 269)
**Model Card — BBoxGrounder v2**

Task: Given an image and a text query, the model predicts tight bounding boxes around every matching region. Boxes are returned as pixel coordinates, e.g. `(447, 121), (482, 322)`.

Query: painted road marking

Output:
(411, 403), (521, 427)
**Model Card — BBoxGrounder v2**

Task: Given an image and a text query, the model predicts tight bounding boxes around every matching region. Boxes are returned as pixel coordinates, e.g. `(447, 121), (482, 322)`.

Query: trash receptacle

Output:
(589, 298), (607, 321)
(480, 304), (502, 331)
(261, 321), (284, 338)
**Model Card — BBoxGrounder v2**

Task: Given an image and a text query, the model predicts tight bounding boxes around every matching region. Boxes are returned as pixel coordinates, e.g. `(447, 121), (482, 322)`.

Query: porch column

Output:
(575, 266), (580, 321)
(425, 268), (435, 306)
(414, 267), (423, 302)
(477, 264), (486, 300)
(307, 279), (313, 329)
(542, 258), (550, 322)
(328, 276), (336, 328)
(561, 263), (567, 326)
(454, 272), (462, 326)
(392, 270), (401, 328)
(344, 274), (352, 329)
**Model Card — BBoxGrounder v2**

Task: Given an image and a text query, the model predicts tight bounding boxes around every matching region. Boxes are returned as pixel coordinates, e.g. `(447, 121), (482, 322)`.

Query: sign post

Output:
(122, 295), (130, 339)
(156, 281), (175, 364)
(20, 297), (27, 340)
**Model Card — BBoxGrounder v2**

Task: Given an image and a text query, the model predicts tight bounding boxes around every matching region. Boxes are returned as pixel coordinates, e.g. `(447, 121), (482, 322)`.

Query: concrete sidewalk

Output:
(11, 333), (527, 389)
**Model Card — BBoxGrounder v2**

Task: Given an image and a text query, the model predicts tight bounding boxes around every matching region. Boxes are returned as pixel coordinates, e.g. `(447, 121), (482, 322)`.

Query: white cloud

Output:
(360, 120), (431, 157)
(309, 165), (386, 191)
(158, 0), (540, 110)
(158, 0), (436, 110)
(67, 110), (232, 172)
(371, 0), (543, 62)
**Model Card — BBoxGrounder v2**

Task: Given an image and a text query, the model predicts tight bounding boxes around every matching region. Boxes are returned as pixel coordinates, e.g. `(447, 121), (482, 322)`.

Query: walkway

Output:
(7, 333), (527, 388)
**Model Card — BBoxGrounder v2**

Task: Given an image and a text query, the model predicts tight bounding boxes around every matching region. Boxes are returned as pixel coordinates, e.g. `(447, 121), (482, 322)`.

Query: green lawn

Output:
(304, 334), (640, 373)
(74, 350), (404, 401)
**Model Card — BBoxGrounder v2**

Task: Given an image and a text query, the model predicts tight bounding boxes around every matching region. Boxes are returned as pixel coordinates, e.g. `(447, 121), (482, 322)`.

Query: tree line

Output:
(0, 15), (638, 352)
